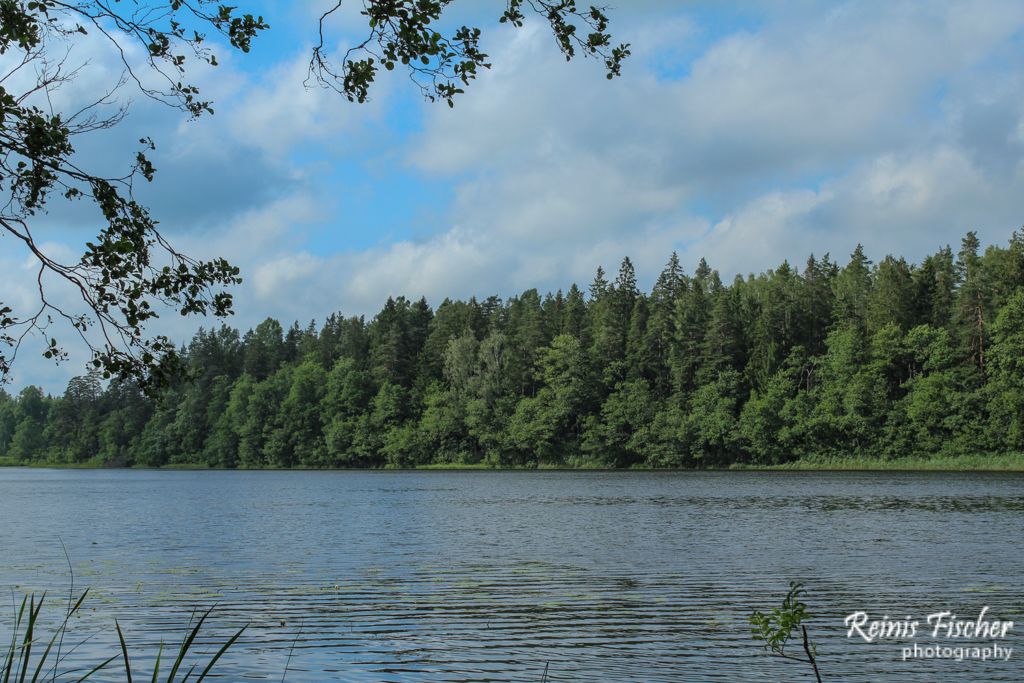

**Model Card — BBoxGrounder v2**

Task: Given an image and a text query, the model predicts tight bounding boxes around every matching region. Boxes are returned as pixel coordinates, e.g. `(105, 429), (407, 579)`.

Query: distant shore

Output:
(3, 453), (1023, 472)
(732, 453), (1024, 472)
(420, 455), (1024, 471)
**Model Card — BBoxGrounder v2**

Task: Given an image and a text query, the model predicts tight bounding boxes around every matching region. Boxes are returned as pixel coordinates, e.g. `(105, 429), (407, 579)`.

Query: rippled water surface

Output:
(1, 469), (1022, 681)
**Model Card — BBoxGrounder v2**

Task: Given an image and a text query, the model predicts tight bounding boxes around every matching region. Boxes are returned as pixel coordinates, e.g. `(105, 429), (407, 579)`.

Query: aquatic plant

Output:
(750, 582), (822, 682)
(2, 590), (244, 683)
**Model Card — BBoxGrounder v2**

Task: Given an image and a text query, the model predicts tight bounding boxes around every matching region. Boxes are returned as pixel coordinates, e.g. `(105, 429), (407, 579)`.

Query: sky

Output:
(3, 0), (1024, 393)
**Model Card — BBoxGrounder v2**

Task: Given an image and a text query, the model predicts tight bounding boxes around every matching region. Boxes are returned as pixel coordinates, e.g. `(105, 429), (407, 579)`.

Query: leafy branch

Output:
(308, 0), (630, 107)
(749, 581), (823, 682)
(1, 1), (264, 387)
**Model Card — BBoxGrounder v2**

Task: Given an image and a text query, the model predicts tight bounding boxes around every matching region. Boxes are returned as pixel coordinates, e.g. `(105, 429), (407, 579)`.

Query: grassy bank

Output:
(3, 454), (1024, 472)
(414, 462), (496, 470)
(418, 454), (1024, 471)
(414, 461), (609, 470)
(416, 455), (1024, 472)
(732, 453), (1024, 472)
(0, 457), (105, 469)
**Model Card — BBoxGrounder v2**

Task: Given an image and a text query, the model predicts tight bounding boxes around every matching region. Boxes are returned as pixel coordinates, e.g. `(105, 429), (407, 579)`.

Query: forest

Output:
(2, 231), (1023, 469)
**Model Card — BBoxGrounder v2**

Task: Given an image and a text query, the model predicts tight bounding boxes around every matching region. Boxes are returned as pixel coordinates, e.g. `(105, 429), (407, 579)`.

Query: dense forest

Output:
(2, 231), (1023, 468)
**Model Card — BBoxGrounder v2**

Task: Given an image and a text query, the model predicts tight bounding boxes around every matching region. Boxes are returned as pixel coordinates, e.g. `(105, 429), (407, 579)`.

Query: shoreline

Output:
(2, 454), (1023, 473)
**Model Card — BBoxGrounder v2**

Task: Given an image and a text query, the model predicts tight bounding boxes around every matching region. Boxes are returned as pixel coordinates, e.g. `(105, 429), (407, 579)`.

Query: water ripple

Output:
(1, 469), (1022, 681)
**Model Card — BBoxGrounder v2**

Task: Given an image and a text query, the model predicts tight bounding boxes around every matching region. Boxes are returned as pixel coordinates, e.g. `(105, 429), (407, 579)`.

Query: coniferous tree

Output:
(833, 245), (873, 329)
(955, 232), (990, 373)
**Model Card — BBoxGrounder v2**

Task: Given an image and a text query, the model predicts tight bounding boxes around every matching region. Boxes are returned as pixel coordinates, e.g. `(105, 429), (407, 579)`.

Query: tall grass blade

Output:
(3, 596), (28, 683)
(165, 608), (211, 683)
(68, 591), (88, 615)
(115, 620), (132, 683)
(56, 538), (75, 683)
(72, 655), (115, 683)
(149, 643), (163, 683)
(29, 622), (65, 683)
(19, 594), (45, 683)
(194, 625), (245, 683)
(4, 590), (237, 683)
(41, 589), (89, 683)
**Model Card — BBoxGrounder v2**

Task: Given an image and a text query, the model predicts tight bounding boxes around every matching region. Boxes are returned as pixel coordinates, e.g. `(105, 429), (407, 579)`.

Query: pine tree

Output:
(645, 253), (686, 397)
(670, 275), (709, 395)
(955, 231), (990, 372)
(833, 245), (872, 329)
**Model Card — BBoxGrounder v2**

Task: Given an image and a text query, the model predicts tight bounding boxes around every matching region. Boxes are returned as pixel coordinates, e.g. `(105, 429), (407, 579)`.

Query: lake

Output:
(1, 468), (1021, 681)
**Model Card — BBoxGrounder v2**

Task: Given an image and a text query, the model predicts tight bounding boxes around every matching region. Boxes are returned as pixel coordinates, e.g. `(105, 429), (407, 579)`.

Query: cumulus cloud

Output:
(372, 0), (1024, 289)
(701, 145), (1023, 275)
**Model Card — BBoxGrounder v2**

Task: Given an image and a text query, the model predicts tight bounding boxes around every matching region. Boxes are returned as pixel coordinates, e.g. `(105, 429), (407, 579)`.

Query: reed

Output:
(2, 591), (244, 683)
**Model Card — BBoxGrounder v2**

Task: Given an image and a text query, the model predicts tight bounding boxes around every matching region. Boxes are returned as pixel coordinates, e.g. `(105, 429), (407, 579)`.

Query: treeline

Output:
(2, 231), (1024, 468)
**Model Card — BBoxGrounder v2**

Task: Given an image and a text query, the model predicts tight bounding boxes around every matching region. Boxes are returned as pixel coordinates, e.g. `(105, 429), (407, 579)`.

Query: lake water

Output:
(1, 468), (1022, 682)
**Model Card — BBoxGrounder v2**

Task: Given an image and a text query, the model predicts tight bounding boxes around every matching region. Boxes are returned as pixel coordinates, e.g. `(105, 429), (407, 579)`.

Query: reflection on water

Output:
(1, 469), (1022, 681)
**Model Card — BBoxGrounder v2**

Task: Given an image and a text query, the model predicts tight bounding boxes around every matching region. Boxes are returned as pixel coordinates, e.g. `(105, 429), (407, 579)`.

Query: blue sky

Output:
(3, 0), (1024, 392)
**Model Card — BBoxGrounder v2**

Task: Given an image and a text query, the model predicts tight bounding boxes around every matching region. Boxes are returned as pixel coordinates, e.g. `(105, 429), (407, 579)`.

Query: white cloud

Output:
(178, 51), (392, 160)
(400, 0), (1024, 282)
(700, 145), (1022, 274)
